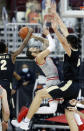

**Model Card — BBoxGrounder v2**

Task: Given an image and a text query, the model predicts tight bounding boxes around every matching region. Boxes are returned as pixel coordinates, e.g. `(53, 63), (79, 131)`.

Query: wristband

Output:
(47, 34), (55, 52)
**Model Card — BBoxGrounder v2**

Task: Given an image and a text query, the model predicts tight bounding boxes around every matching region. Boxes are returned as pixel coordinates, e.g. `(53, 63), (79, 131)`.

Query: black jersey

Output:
(63, 49), (80, 81)
(0, 53), (14, 82)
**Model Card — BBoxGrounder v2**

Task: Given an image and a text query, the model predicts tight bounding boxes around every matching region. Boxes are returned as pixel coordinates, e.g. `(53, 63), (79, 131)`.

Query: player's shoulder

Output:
(0, 53), (10, 59)
(71, 49), (80, 58)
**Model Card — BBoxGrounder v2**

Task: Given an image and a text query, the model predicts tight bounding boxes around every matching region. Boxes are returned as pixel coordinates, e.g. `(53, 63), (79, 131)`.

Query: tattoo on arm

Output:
(33, 35), (49, 45)
(13, 29), (33, 57)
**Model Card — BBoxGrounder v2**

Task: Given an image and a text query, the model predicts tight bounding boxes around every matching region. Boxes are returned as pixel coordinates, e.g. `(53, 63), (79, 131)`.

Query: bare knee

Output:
(36, 89), (50, 99)
(36, 89), (45, 99)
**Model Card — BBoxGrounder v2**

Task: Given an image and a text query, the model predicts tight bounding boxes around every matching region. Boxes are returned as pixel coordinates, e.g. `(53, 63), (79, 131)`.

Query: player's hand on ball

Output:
(29, 28), (33, 33)
(19, 27), (33, 39)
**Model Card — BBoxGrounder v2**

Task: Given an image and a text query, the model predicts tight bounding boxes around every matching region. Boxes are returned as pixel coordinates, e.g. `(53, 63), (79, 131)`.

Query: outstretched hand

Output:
(50, 2), (61, 25)
(50, 1), (56, 14)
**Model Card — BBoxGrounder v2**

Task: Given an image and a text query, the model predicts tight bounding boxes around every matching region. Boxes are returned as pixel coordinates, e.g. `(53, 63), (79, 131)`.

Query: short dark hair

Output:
(66, 34), (81, 49)
(26, 49), (35, 60)
(0, 41), (6, 53)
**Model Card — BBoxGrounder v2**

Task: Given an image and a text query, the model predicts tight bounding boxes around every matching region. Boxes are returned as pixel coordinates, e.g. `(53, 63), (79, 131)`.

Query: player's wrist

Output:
(29, 28), (33, 33)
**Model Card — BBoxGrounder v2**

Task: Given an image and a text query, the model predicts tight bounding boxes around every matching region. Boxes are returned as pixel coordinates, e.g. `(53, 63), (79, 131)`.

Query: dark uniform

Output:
(0, 53), (14, 103)
(17, 69), (35, 109)
(46, 49), (80, 104)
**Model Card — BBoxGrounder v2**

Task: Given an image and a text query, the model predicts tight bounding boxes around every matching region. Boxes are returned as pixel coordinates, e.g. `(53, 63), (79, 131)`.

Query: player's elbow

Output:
(36, 55), (43, 64)
(36, 89), (46, 100)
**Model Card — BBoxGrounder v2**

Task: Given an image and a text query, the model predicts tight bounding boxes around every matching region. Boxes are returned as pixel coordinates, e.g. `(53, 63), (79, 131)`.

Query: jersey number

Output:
(0, 60), (7, 70)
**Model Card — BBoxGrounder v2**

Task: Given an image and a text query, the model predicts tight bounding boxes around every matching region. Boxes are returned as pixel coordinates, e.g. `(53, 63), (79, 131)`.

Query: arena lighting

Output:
(60, 0), (84, 18)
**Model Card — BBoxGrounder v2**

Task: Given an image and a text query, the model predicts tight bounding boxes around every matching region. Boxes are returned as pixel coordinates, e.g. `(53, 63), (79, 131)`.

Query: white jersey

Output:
(36, 57), (60, 87)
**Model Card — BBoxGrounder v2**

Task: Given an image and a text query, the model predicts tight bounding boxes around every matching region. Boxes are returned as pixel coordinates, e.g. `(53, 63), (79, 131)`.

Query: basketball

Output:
(19, 27), (29, 39)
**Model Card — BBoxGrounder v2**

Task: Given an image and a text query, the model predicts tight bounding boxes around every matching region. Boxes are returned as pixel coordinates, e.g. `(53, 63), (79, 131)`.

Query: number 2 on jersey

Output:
(0, 60), (7, 70)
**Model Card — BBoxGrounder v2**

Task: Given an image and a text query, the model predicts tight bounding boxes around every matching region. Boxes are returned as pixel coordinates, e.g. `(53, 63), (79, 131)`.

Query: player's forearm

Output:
(53, 27), (71, 56)
(54, 13), (69, 37)
(54, 28), (66, 45)
(32, 35), (49, 45)
(13, 72), (21, 80)
(13, 29), (33, 57)
(58, 20), (69, 37)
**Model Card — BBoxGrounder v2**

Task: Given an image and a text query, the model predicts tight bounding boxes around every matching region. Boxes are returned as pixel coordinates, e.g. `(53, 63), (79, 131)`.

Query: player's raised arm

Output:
(32, 34), (49, 46)
(53, 12), (69, 37)
(12, 28), (33, 60)
(50, 2), (69, 37)
(51, 20), (71, 56)
(36, 28), (56, 64)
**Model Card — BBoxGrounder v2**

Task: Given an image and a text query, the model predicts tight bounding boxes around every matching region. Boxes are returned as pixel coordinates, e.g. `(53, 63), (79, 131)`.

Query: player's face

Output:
(29, 47), (39, 52)
(29, 47), (40, 57)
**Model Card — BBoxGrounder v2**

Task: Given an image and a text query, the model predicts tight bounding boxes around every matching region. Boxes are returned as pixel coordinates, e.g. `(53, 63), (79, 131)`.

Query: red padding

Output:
(46, 114), (67, 123)
(17, 106), (28, 122)
(46, 110), (84, 124)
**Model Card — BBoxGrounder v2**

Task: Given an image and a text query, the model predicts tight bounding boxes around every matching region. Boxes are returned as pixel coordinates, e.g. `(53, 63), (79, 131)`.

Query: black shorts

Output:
(0, 80), (11, 104)
(46, 80), (80, 101)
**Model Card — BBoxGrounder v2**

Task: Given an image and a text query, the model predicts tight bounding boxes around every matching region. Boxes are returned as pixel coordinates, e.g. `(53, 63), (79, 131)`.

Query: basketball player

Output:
(0, 28), (33, 130)
(11, 28), (61, 127)
(50, 7), (82, 130)
(68, 99), (84, 131)
(18, 18), (81, 131)
(51, 2), (82, 130)
(0, 86), (10, 131)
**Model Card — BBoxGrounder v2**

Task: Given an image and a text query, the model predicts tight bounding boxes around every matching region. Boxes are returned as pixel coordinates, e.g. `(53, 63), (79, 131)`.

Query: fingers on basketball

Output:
(19, 27), (29, 39)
